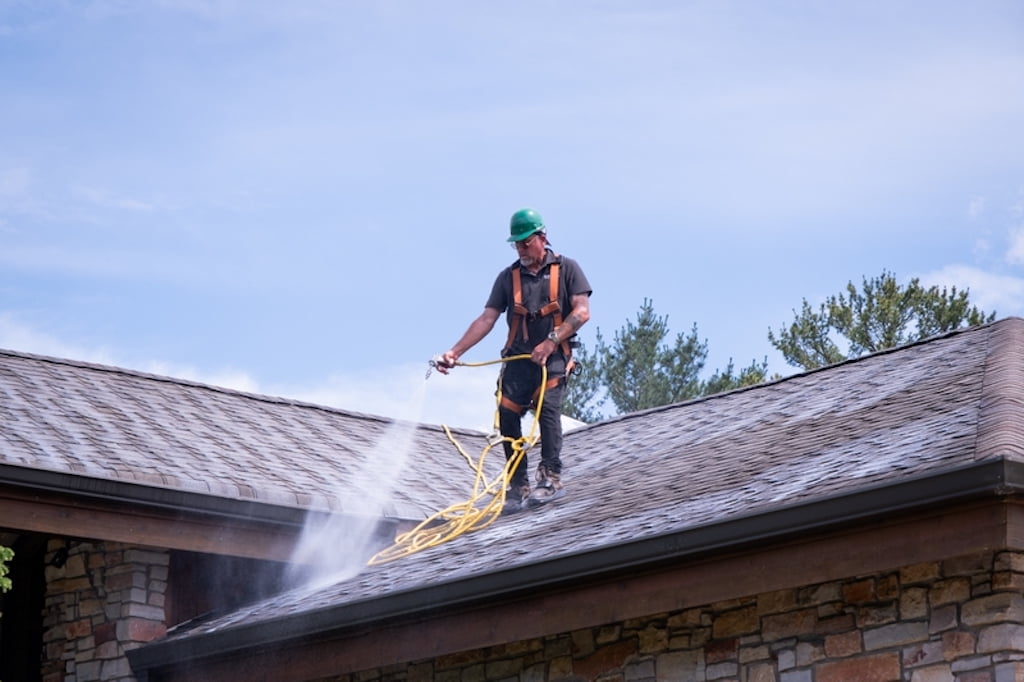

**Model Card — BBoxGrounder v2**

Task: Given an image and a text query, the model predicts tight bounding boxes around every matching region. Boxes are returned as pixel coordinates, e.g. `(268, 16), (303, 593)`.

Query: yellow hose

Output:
(367, 354), (545, 566)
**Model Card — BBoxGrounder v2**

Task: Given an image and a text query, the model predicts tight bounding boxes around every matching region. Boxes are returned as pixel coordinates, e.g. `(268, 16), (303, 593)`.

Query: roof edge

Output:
(975, 317), (1024, 460)
(0, 462), (316, 528)
(128, 456), (1024, 673)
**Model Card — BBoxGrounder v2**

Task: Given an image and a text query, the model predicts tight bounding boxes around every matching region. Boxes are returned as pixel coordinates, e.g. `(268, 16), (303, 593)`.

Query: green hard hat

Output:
(507, 208), (546, 242)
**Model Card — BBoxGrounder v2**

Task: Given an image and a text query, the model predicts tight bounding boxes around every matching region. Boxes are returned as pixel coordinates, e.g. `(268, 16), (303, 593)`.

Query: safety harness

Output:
(500, 256), (574, 416)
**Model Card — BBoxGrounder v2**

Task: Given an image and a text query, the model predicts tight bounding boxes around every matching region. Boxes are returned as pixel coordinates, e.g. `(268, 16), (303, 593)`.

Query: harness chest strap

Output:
(500, 257), (576, 415)
(503, 259), (570, 357)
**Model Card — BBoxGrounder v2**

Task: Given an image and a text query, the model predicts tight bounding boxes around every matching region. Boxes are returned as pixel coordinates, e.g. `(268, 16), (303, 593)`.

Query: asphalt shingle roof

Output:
(145, 317), (1024, 644)
(0, 351), (490, 519)
(6, 318), (1024, 650)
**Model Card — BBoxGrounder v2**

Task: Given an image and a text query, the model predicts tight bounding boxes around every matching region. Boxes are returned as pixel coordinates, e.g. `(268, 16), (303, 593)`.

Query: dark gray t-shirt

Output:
(486, 249), (592, 356)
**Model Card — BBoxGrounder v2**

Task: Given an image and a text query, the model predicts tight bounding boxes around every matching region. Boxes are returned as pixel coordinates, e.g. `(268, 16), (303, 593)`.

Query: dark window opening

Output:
(165, 551), (290, 632)
(0, 533), (47, 682)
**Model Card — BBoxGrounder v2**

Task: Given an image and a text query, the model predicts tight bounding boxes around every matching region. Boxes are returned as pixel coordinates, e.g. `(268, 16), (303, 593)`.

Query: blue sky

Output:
(2, 1), (1023, 430)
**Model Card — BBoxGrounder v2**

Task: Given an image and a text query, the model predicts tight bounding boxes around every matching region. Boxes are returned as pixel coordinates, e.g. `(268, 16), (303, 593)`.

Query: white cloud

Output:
(0, 314), (505, 431)
(277, 361), (504, 432)
(0, 314), (261, 390)
(142, 361), (262, 394)
(0, 314), (117, 365)
(279, 360), (587, 433)
(0, 167), (39, 223)
(0, 167), (31, 198)
(0, 245), (161, 280)
(918, 265), (1024, 318)
(1007, 227), (1024, 266)
(71, 185), (155, 212)
(968, 196), (987, 220)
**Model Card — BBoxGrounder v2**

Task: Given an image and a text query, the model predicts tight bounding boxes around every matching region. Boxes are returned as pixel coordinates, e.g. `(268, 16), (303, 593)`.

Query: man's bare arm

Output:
(532, 293), (591, 366)
(437, 307), (501, 373)
(555, 293), (591, 341)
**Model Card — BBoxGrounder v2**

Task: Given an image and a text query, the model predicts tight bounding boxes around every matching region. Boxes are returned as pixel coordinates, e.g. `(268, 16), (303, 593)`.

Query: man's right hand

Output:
(435, 350), (458, 375)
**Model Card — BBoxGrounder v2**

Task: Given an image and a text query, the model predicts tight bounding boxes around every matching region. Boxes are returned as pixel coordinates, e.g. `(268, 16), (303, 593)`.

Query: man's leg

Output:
(537, 380), (564, 477)
(499, 406), (528, 490)
(530, 374), (567, 504)
(498, 360), (534, 508)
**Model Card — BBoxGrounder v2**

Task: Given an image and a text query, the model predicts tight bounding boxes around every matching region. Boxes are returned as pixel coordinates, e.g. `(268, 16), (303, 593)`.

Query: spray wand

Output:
(425, 354), (453, 380)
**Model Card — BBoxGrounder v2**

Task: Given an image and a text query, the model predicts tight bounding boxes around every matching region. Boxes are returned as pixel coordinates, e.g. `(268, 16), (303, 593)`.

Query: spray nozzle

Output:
(426, 353), (459, 379)
(426, 354), (444, 380)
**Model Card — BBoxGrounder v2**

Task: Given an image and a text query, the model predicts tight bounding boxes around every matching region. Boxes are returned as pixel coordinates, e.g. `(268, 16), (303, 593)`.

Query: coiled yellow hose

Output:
(367, 354), (545, 566)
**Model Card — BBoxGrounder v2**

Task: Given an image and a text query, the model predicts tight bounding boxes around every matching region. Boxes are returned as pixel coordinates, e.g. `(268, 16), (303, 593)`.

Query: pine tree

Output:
(561, 340), (604, 423)
(769, 270), (996, 370)
(562, 299), (771, 422)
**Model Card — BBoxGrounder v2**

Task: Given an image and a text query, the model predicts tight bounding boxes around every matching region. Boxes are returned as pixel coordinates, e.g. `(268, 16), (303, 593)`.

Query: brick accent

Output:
(40, 539), (168, 682)
(319, 551), (1024, 682)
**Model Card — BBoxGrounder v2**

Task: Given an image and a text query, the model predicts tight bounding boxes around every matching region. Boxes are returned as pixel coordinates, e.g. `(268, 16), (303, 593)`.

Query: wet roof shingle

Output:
(6, 318), (1024, 646)
(0, 351), (490, 518)
(148, 318), (1024, 641)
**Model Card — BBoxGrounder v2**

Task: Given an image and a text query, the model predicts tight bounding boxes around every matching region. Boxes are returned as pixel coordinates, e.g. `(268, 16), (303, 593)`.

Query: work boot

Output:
(528, 466), (565, 507)
(502, 479), (531, 515)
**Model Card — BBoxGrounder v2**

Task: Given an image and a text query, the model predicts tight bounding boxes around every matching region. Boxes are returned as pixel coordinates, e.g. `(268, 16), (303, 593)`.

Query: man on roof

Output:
(435, 208), (593, 513)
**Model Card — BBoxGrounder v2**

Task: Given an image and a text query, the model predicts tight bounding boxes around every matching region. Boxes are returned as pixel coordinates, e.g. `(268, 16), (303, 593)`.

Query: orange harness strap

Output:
(499, 375), (565, 416)
(504, 266), (529, 350)
(500, 257), (576, 415)
(503, 260), (565, 353)
(547, 261), (573, 360)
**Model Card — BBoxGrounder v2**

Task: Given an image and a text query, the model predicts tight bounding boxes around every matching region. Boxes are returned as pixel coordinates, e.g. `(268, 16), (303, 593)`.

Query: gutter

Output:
(128, 456), (1024, 673)
(0, 462), (368, 528)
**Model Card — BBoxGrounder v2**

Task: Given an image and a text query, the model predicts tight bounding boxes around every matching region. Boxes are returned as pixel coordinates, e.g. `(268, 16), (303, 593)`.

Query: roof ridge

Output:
(974, 317), (1024, 460)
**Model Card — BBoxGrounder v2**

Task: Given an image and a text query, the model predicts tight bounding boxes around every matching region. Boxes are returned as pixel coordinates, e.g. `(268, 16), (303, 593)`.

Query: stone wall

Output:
(41, 539), (168, 682)
(325, 551), (1024, 682)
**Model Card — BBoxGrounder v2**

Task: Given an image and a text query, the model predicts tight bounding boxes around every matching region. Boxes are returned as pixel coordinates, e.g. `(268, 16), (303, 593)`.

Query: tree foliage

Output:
(563, 272), (994, 423)
(769, 270), (996, 371)
(0, 545), (12, 593)
(701, 356), (770, 397)
(562, 298), (769, 422)
(561, 340), (603, 424)
(596, 299), (706, 414)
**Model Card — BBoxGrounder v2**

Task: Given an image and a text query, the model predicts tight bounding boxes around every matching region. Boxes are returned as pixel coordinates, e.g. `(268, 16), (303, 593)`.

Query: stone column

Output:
(41, 539), (168, 682)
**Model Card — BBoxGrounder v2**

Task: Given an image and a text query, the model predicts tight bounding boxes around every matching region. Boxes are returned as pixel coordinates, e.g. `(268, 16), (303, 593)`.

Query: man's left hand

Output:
(531, 339), (557, 366)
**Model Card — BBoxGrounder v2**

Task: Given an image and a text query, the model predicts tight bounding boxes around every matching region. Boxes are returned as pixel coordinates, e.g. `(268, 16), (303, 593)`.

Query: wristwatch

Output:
(547, 331), (560, 344)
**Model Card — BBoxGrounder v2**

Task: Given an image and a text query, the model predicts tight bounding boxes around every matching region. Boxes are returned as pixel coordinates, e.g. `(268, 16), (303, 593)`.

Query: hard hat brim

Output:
(507, 226), (543, 242)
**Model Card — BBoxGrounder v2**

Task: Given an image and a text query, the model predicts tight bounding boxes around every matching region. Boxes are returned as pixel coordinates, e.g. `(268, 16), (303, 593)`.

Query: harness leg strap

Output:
(500, 375), (564, 416)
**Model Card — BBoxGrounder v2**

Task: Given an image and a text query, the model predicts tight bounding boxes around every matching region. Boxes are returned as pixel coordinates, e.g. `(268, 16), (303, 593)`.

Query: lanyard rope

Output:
(367, 354), (544, 566)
